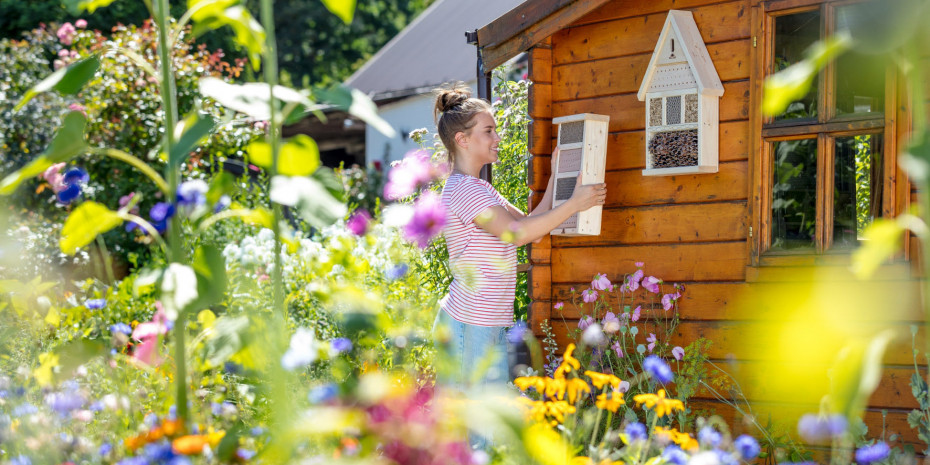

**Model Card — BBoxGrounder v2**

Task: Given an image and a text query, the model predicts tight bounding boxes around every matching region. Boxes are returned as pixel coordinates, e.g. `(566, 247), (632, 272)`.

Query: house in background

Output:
(285, 0), (524, 169)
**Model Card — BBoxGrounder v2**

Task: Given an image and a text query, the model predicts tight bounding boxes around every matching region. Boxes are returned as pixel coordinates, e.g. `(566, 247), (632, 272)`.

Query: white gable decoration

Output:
(637, 10), (724, 176)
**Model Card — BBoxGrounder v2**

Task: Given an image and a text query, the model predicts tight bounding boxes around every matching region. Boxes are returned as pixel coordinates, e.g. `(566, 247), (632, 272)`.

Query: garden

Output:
(1, 0), (929, 464)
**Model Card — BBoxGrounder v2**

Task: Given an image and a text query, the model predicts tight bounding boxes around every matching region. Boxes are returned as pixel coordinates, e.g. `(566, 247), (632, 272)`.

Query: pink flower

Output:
(553, 302), (564, 311)
(602, 312), (620, 334)
(635, 261), (644, 267)
(57, 22), (76, 45)
(131, 303), (170, 367)
(643, 276), (661, 293)
(384, 150), (443, 200)
(346, 209), (372, 236)
(581, 289), (598, 303)
(578, 315), (594, 331)
(618, 380), (630, 392)
(403, 191), (446, 248)
(591, 273), (612, 291)
(647, 333), (657, 352)
(132, 337), (163, 366)
(75, 19), (87, 29)
(611, 341), (623, 358)
(632, 305), (641, 322)
(68, 103), (87, 116)
(53, 59), (65, 70)
(57, 49), (70, 57)
(118, 192), (135, 207)
(41, 163), (67, 193)
(672, 346), (685, 361)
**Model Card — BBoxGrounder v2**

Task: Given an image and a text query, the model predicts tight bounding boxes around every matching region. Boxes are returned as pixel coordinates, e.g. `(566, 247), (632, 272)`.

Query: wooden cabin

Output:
(475, 0), (923, 448)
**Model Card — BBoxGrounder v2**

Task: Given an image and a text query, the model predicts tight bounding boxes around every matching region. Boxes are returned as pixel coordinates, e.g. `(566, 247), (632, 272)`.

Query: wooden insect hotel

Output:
(551, 113), (610, 236)
(638, 10), (724, 176)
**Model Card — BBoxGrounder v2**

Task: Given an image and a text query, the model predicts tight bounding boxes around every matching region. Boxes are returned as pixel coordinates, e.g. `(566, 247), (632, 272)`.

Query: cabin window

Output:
(759, 0), (895, 254)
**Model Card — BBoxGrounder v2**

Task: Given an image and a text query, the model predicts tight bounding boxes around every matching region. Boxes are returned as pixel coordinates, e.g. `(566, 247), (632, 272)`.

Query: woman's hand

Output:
(568, 175), (607, 212)
(550, 146), (560, 177)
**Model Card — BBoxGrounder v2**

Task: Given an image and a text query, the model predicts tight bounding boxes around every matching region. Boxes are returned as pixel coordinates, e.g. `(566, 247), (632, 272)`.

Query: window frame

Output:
(749, 0), (907, 262)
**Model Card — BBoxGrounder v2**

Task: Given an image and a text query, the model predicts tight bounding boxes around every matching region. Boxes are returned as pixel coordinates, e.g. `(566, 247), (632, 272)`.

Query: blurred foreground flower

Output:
(282, 327), (319, 370)
(384, 149), (445, 200)
(403, 191), (445, 248)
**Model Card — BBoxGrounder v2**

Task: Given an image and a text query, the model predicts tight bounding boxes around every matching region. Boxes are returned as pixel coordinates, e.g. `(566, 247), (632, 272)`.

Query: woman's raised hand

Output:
(569, 175), (607, 212)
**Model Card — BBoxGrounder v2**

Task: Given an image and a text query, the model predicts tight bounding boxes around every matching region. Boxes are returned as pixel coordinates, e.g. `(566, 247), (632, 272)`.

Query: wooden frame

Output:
(551, 113), (610, 236)
(750, 0), (902, 259)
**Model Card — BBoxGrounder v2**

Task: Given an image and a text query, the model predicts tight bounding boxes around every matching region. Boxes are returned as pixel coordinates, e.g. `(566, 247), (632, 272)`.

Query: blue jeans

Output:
(434, 310), (510, 387)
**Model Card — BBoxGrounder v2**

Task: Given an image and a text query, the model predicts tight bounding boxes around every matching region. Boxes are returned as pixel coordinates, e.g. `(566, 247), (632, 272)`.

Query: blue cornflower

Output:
(385, 263), (409, 280)
(643, 354), (674, 383)
(734, 435), (761, 460)
(46, 391), (85, 414)
(855, 442), (890, 464)
(13, 403), (38, 417)
(149, 202), (176, 234)
(214, 195), (231, 213)
(698, 426), (722, 447)
(236, 449), (257, 461)
(116, 457), (149, 465)
(662, 445), (689, 465)
(177, 180), (208, 208)
(330, 337), (352, 353)
(251, 426), (265, 436)
(143, 441), (177, 462)
(625, 422), (647, 442)
(110, 322), (132, 335)
(308, 384), (338, 404)
(0, 390), (7, 398)
(507, 321), (528, 345)
(10, 455), (32, 465)
(224, 361), (243, 374)
(99, 442), (112, 456)
(85, 298), (106, 309)
(797, 414), (847, 444)
(57, 167), (89, 204)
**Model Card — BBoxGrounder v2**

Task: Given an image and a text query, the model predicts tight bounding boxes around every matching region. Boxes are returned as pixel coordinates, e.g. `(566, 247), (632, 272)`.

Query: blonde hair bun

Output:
(432, 82), (491, 165)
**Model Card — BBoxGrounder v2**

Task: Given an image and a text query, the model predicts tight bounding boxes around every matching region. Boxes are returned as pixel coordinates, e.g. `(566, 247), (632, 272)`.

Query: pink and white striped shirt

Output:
(439, 173), (517, 327)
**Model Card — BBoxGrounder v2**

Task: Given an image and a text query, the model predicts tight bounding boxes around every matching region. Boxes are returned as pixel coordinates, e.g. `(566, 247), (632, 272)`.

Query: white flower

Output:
(161, 263), (198, 319)
(581, 323), (606, 346)
(281, 327), (319, 370)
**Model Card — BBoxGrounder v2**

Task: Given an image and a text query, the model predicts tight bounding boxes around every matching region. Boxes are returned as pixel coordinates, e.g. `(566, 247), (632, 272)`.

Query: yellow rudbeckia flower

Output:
(555, 343), (582, 378)
(566, 378), (592, 404)
(654, 426), (699, 451)
(595, 389), (625, 412)
(585, 371), (622, 390)
(632, 389), (684, 418)
(515, 376), (547, 393)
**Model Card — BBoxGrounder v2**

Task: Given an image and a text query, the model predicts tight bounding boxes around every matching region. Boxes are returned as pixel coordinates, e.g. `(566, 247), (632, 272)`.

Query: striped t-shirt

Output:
(439, 173), (517, 327)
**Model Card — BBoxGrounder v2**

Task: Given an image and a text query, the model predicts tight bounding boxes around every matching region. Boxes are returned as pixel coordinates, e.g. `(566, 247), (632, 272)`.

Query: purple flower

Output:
(643, 276), (661, 293)
(643, 355), (674, 383)
(85, 298), (106, 309)
(56, 168), (88, 204)
(578, 315), (594, 331)
(507, 321), (528, 345)
(99, 443), (112, 456)
(177, 180), (208, 208)
(10, 456), (31, 465)
(797, 414), (847, 444)
(330, 337), (352, 353)
(662, 446), (688, 465)
(625, 422), (647, 442)
(647, 333), (657, 352)
(854, 442), (890, 464)
(346, 210), (372, 236)
(214, 195), (231, 213)
(403, 192), (446, 248)
(611, 341), (623, 358)
(672, 346), (685, 360)
(110, 323), (132, 335)
(581, 289), (598, 303)
(384, 150), (440, 200)
(698, 426), (722, 447)
(591, 273), (612, 291)
(45, 391), (85, 414)
(602, 312), (620, 334)
(662, 292), (679, 311)
(735, 435), (761, 460)
(385, 263), (408, 280)
(632, 305), (641, 322)
(149, 202), (175, 234)
(57, 22), (76, 45)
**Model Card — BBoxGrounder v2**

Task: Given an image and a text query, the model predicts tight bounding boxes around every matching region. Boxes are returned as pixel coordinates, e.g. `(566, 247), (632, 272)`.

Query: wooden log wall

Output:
(524, 0), (927, 450)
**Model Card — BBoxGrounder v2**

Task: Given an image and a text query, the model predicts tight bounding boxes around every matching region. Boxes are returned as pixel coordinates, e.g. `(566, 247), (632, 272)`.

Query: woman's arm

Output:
(475, 175), (606, 247)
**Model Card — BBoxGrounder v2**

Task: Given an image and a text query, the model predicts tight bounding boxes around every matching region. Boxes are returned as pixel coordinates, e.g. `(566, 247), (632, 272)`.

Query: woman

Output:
(433, 84), (607, 386)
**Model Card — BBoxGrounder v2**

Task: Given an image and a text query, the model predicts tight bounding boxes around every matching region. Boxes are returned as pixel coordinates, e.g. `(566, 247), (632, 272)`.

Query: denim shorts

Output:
(434, 309), (510, 387)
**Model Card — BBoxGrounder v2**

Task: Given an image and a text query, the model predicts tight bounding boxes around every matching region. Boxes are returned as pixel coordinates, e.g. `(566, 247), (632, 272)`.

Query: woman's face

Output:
(460, 111), (500, 165)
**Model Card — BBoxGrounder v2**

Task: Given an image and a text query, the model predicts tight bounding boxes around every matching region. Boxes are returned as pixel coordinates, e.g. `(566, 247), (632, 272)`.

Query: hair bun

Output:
(434, 84), (472, 115)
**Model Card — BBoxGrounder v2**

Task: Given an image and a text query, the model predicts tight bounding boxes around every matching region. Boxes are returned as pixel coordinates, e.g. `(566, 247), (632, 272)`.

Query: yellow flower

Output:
(571, 458), (624, 465)
(566, 378), (591, 404)
(545, 376), (567, 401)
(543, 400), (576, 424)
(654, 426), (699, 452)
(595, 389), (625, 412)
(555, 343), (581, 378)
(515, 376), (547, 393)
(585, 371), (622, 390)
(633, 389), (684, 418)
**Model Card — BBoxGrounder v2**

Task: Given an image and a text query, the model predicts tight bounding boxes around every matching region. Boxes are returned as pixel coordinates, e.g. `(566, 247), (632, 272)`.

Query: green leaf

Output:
(311, 166), (345, 201)
(203, 316), (251, 368)
(908, 409), (924, 428)
(63, 0), (119, 14)
(207, 172), (236, 206)
(316, 85), (396, 138)
(247, 135), (320, 176)
(762, 34), (851, 117)
(186, 244), (226, 313)
(16, 56), (100, 111)
(828, 330), (895, 420)
(60, 202), (123, 255)
(269, 175), (346, 229)
(199, 77), (314, 120)
(170, 115), (216, 168)
(0, 111), (88, 195)
(189, 0), (265, 70)
(321, 0), (356, 24)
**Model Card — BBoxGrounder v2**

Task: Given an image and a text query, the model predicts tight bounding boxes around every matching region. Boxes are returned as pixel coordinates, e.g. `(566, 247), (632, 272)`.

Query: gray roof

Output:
(345, 0), (524, 101)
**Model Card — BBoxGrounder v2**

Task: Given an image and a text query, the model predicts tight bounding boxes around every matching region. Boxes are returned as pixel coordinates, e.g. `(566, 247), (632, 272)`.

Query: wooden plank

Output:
(529, 83), (552, 119)
(551, 242), (748, 283)
(748, 3), (764, 265)
(546, 319), (924, 365)
(745, 262), (912, 283)
(480, 0), (613, 71)
(528, 264), (552, 301)
(552, 201), (748, 247)
(552, 80), (751, 133)
(477, 0), (582, 48)
(528, 234), (551, 265)
(587, 120), (749, 172)
(603, 161), (748, 208)
(529, 118), (553, 155)
(552, 0), (750, 65)
(553, 39), (751, 102)
(528, 155), (551, 191)
(528, 301), (553, 339)
(529, 45), (553, 84)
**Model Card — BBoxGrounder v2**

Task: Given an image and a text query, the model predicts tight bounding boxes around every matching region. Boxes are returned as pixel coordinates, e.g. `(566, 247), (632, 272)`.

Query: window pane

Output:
(833, 134), (883, 247)
(771, 139), (818, 250)
(834, 5), (885, 117)
(772, 11), (821, 122)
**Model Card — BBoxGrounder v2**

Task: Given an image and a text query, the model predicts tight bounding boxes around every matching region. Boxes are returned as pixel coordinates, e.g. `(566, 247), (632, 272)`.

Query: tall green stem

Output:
(153, 0), (188, 424)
